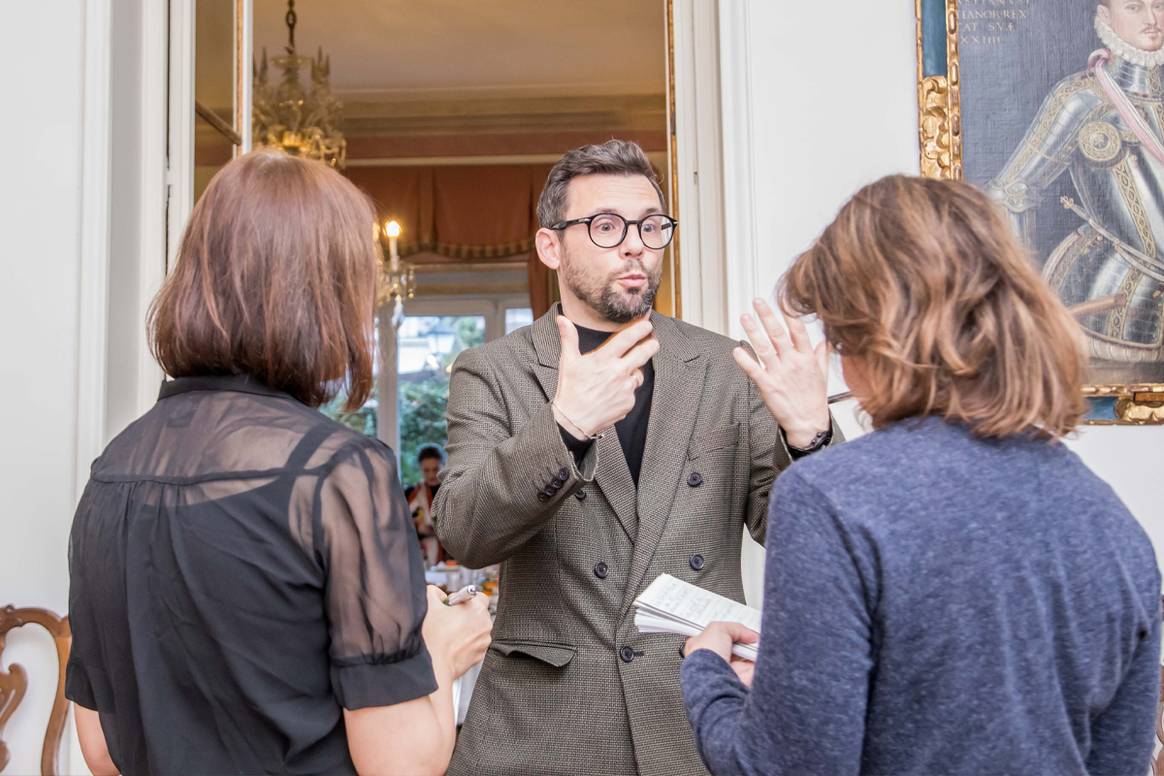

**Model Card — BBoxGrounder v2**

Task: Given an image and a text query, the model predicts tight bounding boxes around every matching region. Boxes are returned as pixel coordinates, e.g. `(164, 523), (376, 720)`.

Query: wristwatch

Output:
(784, 424), (833, 460)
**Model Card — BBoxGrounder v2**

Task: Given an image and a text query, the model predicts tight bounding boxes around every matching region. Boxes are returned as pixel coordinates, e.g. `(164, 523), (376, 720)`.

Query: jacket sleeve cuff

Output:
(777, 414), (842, 465)
(516, 402), (597, 507)
(680, 649), (749, 772)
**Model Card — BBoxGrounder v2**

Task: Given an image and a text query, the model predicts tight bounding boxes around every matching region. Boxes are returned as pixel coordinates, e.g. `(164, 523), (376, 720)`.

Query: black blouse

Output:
(65, 375), (436, 775)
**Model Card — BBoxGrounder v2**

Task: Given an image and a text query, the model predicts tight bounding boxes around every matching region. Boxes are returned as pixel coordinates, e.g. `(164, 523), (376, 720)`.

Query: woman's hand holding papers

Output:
(684, 622), (760, 688)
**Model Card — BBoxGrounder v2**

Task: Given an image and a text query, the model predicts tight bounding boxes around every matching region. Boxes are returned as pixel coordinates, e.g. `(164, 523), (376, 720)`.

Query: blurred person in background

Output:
(408, 444), (449, 566)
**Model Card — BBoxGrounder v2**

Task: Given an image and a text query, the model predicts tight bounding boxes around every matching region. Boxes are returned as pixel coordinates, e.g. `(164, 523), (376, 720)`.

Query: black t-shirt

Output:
(65, 375), (436, 775)
(559, 324), (655, 487)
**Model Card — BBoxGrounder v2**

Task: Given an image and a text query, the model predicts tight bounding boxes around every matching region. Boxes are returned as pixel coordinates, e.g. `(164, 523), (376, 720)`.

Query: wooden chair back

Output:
(0, 606), (71, 776)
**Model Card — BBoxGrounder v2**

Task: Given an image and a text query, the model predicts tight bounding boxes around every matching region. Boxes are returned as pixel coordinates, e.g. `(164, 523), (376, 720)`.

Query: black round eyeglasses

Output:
(550, 213), (678, 250)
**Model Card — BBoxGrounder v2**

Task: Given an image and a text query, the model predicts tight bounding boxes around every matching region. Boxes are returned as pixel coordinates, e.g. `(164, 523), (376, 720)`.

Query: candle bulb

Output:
(385, 219), (402, 270)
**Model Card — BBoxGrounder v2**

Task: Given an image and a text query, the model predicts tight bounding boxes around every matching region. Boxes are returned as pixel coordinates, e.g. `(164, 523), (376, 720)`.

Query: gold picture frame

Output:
(915, 0), (1164, 425)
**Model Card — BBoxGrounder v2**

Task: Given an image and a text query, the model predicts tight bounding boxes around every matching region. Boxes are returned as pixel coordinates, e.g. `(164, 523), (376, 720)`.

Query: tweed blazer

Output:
(433, 308), (836, 776)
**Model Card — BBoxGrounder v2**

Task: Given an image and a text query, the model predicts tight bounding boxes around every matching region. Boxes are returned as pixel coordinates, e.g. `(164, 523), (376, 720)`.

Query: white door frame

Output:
(75, 0), (113, 500)
(671, 0), (729, 336)
(168, 0), (196, 272)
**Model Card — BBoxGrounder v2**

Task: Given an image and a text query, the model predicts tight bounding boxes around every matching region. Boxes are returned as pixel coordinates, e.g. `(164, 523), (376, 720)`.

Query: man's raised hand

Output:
(732, 298), (830, 448)
(553, 316), (658, 440)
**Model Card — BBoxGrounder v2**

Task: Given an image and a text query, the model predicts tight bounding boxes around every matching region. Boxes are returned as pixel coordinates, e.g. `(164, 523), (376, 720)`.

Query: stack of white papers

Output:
(633, 574), (762, 662)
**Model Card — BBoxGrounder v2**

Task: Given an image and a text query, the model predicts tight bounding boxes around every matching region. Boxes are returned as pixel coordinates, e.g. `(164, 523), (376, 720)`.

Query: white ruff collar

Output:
(1095, 16), (1164, 68)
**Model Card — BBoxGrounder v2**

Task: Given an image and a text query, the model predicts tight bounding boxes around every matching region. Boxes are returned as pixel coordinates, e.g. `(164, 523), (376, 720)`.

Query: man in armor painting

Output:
(989, 0), (1164, 381)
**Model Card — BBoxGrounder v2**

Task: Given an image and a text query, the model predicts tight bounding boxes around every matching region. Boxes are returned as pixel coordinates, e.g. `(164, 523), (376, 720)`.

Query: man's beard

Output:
(559, 248), (661, 324)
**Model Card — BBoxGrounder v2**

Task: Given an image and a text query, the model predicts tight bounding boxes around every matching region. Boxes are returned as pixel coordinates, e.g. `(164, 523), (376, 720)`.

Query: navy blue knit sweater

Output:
(681, 417), (1160, 776)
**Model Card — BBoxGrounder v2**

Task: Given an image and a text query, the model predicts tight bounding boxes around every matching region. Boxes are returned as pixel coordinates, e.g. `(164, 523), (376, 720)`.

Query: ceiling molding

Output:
(341, 93), (666, 137)
(347, 151), (669, 168)
(338, 82), (666, 102)
(344, 130), (670, 162)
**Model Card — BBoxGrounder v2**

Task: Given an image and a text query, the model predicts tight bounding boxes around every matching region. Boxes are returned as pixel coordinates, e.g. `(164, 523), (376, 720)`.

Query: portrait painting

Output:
(918, 0), (1164, 423)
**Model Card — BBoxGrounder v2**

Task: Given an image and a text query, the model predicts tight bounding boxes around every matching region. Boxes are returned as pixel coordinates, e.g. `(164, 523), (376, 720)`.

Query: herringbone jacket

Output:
(434, 308), (835, 775)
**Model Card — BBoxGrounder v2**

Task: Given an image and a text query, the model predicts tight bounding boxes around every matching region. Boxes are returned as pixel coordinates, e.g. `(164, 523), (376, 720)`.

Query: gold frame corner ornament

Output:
(915, 0), (962, 180)
(915, 0), (1162, 425)
(1082, 385), (1164, 424)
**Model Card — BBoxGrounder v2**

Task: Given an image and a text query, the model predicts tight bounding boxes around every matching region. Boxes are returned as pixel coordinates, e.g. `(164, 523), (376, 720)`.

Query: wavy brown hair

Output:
(149, 149), (379, 409)
(781, 175), (1087, 438)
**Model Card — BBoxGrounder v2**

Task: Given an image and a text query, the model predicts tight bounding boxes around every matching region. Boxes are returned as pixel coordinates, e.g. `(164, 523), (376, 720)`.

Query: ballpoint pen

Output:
(444, 585), (479, 606)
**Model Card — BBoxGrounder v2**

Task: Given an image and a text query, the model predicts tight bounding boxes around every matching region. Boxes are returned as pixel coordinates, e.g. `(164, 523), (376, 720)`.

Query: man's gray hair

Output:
(536, 139), (665, 228)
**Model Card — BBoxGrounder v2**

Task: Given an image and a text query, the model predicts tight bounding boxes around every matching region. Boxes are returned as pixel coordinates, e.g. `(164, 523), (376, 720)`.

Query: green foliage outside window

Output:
(319, 391), (377, 437)
(320, 315), (486, 488)
(398, 317), (485, 487)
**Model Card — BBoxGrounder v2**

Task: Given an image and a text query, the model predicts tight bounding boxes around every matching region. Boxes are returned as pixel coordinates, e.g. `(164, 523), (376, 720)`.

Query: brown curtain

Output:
(344, 167), (436, 252)
(344, 164), (553, 262)
(527, 248), (561, 320)
(346, 163), (557, 313)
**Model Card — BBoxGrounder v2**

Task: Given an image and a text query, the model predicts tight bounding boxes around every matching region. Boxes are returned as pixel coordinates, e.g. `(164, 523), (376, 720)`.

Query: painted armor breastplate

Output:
(989, 57), (1164, 361)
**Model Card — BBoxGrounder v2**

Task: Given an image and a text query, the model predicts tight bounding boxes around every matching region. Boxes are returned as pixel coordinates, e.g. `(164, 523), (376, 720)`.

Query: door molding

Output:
(75, 0), (113, 500)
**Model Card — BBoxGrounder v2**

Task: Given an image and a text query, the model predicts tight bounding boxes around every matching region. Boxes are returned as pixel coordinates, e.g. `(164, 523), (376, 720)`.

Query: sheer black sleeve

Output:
(316, 439), (437, 709)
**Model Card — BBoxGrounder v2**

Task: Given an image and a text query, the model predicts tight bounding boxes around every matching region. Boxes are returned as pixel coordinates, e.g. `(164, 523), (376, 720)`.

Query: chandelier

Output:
(253, 0), (347, 168)
(376, 219), (417, 328)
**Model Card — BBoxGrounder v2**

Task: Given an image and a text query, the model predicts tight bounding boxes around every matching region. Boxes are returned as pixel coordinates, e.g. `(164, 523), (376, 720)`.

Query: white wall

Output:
(718, 0), (1164, 604)
(0, 2), (88, 773)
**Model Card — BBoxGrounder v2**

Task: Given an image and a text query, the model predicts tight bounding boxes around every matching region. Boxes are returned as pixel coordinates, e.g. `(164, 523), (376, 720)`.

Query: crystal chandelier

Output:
(376, 219), (417, 328)
(253, 0), (347, 168)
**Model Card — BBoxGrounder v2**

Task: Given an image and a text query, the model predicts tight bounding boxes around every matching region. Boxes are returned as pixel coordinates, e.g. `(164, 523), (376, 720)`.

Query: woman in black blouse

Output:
(66, 149), (492, 775)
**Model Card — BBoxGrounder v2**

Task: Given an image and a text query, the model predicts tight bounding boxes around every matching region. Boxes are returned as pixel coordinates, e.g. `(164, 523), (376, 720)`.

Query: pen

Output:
(444, 585), (478, 606)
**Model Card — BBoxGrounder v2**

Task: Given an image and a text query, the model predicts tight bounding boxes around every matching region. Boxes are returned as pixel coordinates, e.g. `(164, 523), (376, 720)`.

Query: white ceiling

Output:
(252, 0), (667, 97)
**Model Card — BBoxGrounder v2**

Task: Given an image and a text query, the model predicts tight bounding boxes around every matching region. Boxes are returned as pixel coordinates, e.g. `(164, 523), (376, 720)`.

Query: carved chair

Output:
(0, 606), (71, 776)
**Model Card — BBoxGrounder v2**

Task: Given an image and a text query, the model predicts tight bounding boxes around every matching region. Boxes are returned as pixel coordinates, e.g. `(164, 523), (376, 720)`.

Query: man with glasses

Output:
(434, 139), (837, 775)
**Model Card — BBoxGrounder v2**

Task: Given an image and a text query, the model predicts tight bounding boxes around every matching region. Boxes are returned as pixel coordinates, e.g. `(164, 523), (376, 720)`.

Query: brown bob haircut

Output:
(781, 175), (1087, 439)
(149, 148), (379, 410)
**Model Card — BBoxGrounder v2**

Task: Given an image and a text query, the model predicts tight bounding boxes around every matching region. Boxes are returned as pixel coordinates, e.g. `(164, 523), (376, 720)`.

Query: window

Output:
(319, 299), (527, 483)
(396, 315), (485, 488)
(504, 307), (533, 334)
(318, 319), (382, 437)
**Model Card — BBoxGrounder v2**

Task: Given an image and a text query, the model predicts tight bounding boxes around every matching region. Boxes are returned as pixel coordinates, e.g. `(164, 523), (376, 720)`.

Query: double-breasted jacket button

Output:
(594, 562), (609, 579)
(689, 553), (705, 572)
(619, 645), (636, 663)
(574, 489), (587, 501)
(542, 486), (556, 498)
(687, 471), (704, 488)
(558, 467), (569, 479)
(537, 492), (549, 503)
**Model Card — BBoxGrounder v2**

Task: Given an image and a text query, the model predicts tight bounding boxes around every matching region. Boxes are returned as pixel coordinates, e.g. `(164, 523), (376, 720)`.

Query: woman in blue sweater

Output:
(680, 176), (1161, 776)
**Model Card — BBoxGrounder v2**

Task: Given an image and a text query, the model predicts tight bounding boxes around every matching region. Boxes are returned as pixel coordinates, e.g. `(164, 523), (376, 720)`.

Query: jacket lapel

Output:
(530, 309), (561, 402)
(530, 308), (639, 541)
(621, 314), (706, 614)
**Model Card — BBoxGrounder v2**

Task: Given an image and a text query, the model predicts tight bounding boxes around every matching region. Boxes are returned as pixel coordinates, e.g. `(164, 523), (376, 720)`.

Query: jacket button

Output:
(537, 493), (549, 503)
(574, 489), (587, 501)
(558, 468), (569, 479)
(543, 486), (556, 497)
(619, 646), (635, 663)
(690, 554), (705, 572)
(687, 471), (704, 488)
(594, 562), (609, 579)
